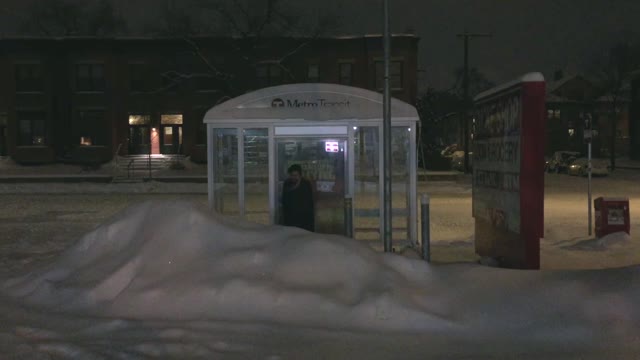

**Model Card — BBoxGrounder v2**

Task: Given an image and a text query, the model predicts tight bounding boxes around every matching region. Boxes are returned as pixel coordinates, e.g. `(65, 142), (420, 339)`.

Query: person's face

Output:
(288, 170), (301, 184)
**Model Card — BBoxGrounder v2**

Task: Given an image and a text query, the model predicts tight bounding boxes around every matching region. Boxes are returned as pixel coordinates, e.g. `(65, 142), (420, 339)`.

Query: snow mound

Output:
(562, 232), (632, 251)
(1, 200), (452, 331)
(4, 200), (640, 342)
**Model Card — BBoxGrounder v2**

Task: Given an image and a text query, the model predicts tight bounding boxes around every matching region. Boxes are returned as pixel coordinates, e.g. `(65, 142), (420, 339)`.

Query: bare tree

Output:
(452, 67), (495, 98)
(152, 0), (340, 96)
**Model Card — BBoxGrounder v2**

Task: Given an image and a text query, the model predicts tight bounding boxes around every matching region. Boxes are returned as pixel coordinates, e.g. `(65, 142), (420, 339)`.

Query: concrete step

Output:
(112, 176), (145, 183)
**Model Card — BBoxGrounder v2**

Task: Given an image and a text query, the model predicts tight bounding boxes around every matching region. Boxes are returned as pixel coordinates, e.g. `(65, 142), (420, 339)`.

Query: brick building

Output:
(0, 35), (419, 164)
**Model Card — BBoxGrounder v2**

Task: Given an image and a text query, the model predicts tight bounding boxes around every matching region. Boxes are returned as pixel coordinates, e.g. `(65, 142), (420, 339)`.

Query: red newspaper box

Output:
(594, 197), (630, 238)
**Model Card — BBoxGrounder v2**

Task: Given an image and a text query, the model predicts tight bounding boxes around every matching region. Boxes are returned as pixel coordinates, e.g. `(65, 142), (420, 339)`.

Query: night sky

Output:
(1, 0), (639, 90)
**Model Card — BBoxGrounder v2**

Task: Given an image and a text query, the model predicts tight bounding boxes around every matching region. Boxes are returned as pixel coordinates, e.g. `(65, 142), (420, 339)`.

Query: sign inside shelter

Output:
(325, 141), (340, 153)
(287, 159), (337, 182)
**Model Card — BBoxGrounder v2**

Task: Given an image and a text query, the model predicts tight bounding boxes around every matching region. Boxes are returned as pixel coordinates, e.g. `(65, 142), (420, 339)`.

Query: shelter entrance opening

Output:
(276, 137), (347, 235)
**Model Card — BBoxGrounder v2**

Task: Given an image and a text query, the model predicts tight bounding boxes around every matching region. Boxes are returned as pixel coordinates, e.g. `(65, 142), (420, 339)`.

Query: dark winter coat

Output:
(281, 178), (315, 232)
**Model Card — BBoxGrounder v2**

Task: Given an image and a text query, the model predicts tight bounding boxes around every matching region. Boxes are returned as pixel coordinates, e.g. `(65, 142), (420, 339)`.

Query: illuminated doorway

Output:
(128, 114), (151, 155)
(160, 114), (183, 154)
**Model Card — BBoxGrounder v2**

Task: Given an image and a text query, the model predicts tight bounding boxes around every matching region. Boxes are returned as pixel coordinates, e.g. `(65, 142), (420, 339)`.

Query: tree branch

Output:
(182, 37), (234, 81)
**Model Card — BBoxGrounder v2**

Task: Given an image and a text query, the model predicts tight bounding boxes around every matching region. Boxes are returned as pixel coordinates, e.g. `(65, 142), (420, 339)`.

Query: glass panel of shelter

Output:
(212, 128), (239, 215)
(209, 124), (412, 245)
(243, 128), (269, 225)
(353, 125), (411, 247)
(391, 126), (411, 244)
(354, 126), (380, 242)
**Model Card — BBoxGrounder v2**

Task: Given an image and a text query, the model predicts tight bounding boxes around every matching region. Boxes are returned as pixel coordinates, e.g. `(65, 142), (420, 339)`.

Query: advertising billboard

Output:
(473, 73), (546, 269)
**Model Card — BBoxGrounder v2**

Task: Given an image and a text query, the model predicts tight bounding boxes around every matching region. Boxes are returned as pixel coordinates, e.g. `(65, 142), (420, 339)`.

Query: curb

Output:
(0, 174), (468, 183)
(0, 175), (113, 183)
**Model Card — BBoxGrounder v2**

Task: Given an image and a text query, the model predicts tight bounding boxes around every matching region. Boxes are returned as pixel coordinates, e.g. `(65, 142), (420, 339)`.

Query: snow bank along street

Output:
(0, 199), (639, 358)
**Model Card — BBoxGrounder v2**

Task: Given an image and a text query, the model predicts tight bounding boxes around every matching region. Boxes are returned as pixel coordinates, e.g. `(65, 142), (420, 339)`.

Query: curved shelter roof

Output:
(204, 83), (419, 124)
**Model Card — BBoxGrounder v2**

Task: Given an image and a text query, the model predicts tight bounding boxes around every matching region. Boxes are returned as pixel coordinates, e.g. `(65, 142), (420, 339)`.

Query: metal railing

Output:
(114, 143), (123, 171)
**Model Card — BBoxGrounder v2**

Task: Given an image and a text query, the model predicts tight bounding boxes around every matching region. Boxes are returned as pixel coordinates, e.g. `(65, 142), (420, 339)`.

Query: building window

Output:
(129, 114), (151, 125)
(375, 61), (403, 90)
(547, 109), (561, 119)
(17, 111), (46, 146)
(339, 62), (353, 85)
(307, 64), (320, 82)
(256, 63), (282, 88)
(76, 111), (107, 146)
(161, 114), (183, 125)
(15, 63), (44, 92)
(76, 64), (105, 92)
(568, 128), (575, 137)
(129, 63), (149, 92)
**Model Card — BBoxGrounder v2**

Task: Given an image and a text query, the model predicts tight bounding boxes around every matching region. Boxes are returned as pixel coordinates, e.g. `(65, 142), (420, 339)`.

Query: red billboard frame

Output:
(472, 73), (546, 269)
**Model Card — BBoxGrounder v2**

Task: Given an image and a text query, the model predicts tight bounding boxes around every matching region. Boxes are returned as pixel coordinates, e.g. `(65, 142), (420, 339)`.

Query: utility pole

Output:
(456, 30), (491, 174)
(382, 0), (393, 252)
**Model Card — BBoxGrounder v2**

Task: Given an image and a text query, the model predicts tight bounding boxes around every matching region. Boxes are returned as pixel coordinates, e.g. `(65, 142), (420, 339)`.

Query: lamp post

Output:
(382, 0), (392, 252)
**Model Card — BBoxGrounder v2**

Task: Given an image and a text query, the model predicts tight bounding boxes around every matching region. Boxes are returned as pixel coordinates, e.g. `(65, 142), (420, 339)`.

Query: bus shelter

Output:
(204, 83), (419, 246)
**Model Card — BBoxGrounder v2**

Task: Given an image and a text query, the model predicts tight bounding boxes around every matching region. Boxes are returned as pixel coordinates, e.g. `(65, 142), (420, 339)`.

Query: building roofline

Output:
(0, 34), (419, 42)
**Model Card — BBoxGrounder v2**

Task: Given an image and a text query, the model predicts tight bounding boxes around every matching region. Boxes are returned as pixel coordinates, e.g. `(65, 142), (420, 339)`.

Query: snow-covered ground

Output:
(0, 172), (639, 358)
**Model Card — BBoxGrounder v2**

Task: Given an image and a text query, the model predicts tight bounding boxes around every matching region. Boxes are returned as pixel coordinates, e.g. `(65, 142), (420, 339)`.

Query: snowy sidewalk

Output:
(0, 157), (465, 183)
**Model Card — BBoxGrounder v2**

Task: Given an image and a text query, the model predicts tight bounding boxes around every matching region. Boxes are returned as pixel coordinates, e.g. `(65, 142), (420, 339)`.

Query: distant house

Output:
(545, 73), (630, 158)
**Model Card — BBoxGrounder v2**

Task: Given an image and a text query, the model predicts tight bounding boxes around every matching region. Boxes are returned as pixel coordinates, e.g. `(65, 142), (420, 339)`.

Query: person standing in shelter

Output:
(281, 164), (315, 232)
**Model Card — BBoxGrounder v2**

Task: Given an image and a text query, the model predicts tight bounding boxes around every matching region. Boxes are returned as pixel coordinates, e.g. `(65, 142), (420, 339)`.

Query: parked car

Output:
(440, 144), (458, 158)
(451, 150), (473, 172)
(567, 158), (610, 177)
(547, 151), (581, 173)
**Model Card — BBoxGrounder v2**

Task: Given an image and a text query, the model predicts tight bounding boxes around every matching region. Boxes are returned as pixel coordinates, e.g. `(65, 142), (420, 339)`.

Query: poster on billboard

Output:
(472, 73), (546, 269)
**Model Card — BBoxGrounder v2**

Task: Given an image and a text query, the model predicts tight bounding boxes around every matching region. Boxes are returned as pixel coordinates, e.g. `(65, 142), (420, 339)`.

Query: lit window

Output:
(129, 115), (151, 125)
(164, 127), (173, 144)
(547, 109), (561, 119)
(17, 111), (46, 146)
(161, 114), (183, 125)
(568, 128), (575, 136)
(76, 111), (106, 146)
